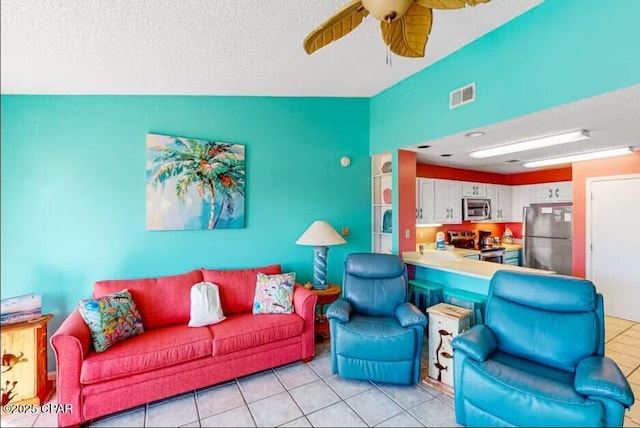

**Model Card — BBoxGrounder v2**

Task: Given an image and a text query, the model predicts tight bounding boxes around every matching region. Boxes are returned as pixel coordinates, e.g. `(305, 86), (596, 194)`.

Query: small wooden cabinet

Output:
(1, 314), (53, 412)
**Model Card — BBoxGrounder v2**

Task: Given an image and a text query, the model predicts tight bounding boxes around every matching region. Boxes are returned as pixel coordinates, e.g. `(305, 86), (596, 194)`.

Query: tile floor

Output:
(2, 316), (639, 427)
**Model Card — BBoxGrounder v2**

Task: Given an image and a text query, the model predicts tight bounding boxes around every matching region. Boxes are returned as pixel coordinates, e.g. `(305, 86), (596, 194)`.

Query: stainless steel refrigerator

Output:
(523, 203), (572, 275)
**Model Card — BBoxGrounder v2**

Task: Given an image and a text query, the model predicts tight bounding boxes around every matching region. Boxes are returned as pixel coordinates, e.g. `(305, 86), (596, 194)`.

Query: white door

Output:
(588, 174), (640, 322)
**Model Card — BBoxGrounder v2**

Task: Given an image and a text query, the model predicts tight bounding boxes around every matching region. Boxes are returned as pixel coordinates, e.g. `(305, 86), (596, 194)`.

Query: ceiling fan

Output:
(303, 0), (490, 58)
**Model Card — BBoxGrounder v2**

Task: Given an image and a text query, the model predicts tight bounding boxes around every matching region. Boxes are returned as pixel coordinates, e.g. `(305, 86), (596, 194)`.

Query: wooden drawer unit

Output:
(1, 314), (53, 412)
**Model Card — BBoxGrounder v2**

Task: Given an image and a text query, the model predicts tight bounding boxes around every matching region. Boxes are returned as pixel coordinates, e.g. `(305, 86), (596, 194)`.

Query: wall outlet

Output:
(405, 229), (410, 238)
(341, 227), (350, 236)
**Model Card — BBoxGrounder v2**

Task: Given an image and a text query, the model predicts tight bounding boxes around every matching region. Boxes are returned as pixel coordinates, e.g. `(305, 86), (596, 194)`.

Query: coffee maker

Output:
(478, 230), (493, 249)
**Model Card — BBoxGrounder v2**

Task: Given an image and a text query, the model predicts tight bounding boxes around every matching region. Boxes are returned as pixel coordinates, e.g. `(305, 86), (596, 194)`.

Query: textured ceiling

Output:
(0, 0), (542, 96)
(412, 85), (640, 173)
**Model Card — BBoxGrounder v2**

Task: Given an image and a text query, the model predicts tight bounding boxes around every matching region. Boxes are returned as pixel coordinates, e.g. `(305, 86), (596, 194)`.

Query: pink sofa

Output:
(51, 265), (317, 427)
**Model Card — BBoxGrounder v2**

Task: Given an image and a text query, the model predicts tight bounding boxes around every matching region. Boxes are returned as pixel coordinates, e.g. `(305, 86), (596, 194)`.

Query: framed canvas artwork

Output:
(146, 133), (245, 230)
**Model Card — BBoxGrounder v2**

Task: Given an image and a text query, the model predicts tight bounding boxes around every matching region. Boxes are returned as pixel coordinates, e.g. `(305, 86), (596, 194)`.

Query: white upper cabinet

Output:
(486, 184), (512, 222)
(416, 178), (436, 224)
(529, 181), (573, 203)
(434, 180), (462, 224)
(461, 182), (487, 197)
(511, 185), (531, 223)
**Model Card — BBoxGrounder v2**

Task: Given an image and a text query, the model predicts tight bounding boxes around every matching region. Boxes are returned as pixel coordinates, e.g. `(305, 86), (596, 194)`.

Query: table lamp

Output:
(296, 220), (346, 290)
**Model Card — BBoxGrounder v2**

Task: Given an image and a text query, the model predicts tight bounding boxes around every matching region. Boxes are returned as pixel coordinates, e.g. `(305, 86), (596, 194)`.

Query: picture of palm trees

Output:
(146, 133), (245, 230)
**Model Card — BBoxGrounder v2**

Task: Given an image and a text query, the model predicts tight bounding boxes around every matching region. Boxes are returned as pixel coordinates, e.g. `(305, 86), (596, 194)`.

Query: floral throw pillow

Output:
(78, 289), (144, 352)
(252, 272), (296, 314)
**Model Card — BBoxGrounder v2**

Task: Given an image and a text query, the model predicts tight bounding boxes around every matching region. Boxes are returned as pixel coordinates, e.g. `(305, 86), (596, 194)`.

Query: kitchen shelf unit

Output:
(372, 153), (393, 254)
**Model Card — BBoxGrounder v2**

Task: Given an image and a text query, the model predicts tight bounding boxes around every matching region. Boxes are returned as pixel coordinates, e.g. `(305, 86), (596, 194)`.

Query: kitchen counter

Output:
(501, 243), (523, 251)
(403, 251), (553, 281)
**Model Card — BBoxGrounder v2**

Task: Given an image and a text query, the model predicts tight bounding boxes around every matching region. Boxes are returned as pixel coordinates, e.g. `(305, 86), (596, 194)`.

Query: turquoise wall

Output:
(370, 0), (640, 153)
(1, 96), (370, 369)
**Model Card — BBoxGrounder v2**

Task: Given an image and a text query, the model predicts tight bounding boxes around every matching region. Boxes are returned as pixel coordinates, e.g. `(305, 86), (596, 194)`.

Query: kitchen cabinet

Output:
(530, 181), (572, 203)
(434, 180), (462, 224)
(462, 182), (487, 197)
(486, 185), (512, 222)
(504, 249), (522, 266)
(416, 179), (436, 224)
(511, 185), (531, 223)
(464, 253), (480, 260)
(372, 153), (392, 254)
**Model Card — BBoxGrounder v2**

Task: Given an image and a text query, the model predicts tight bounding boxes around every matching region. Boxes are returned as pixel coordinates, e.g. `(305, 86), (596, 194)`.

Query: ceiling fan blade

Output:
(416, 0), (490, 9)
(380, 4), (433, 58)
(303, 0), (368, 55)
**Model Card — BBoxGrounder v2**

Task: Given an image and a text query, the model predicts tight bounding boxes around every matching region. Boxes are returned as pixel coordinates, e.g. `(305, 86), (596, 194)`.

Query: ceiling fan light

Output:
(469, 129), (590, 159)
(523, 147), (634, 168)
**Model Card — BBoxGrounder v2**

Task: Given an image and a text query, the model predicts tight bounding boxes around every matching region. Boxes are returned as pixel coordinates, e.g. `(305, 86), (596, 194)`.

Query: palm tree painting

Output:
(146, 133), (245, 230)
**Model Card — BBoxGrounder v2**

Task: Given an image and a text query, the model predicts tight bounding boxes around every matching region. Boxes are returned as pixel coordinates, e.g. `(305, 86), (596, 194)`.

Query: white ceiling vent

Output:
(450, 83), (476, 109)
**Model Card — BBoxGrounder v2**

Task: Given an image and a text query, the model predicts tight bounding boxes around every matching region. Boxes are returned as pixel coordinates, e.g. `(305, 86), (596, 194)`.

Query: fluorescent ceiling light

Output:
(469, 129), (590, 159)
(416, 223), (443, 227)
(465, 131), (485, 138)
(523, 147), (634, 168)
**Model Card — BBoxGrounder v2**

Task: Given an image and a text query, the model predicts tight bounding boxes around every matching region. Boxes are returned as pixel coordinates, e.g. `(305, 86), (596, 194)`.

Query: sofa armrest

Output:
(575, 356), (635, 408)
(451, 324), (497, 362)
(293, 284), (317, 360)
(395, 303), (427, 328)
(326, 299), (352, 323)
(50, 309), (91, 426)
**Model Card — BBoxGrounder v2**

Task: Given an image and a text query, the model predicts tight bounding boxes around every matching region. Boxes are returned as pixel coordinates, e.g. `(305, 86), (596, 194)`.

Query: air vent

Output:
(450, 83), (476, 109)
(505, 159), (521, 163)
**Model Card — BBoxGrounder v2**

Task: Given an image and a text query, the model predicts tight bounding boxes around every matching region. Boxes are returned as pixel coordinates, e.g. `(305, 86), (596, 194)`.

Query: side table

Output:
(311, 284), (341, 342)
(1, 314), (54, 413)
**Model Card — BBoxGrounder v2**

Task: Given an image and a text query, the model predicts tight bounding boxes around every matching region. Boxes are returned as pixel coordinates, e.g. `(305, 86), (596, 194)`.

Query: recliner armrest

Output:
(326, 299), (352, 323)
(575, 356), (635, 408)
(451, 324), (497, 362)
(395, 303), (427, 328)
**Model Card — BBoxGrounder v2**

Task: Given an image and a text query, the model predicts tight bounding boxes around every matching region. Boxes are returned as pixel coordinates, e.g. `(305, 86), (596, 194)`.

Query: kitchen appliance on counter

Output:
(447, 230), (476, 249)
(523, 203), (572, 275)
(477, 230), (506, 263)
(462, 198), (491, 221)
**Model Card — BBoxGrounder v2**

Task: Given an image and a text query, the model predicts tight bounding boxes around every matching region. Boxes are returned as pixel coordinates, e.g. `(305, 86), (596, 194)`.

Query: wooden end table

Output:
(312, 284), (341, 342)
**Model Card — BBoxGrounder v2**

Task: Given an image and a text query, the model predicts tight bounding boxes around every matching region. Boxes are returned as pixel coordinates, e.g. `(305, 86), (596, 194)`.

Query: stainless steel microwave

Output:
(463, 198), (491, 221)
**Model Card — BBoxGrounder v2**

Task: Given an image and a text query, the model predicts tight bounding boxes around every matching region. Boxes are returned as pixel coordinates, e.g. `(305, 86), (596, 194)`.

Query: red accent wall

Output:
(416, 163), (571, 185)
(398, 150), (417, 253)
(416, 164), (506, 184)
(572, 152), (640, 278)
(504, 167), (572, 185)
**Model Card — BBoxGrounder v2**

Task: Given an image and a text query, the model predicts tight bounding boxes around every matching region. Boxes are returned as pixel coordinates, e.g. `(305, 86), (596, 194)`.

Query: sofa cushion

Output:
(209, 312), (303, 355)
(94, 270), (203, 329)
(201, 265), (281, 314)
(334, 315), (417, 361)
(461, 354), (605, 427)
(81, 324), (213, 384)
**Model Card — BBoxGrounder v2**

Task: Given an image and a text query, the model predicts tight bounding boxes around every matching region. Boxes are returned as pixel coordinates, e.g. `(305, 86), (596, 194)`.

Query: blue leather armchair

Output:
(326, 253), (427, 384)
(452, 270), (635, 427)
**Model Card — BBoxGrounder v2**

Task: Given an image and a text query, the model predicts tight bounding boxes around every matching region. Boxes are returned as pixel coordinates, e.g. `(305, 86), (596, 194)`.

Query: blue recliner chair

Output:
(326, 253), (427, 384)
(452, 270), (635, 427)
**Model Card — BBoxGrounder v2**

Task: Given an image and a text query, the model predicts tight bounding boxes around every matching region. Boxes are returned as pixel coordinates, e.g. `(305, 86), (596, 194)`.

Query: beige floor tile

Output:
(608, 325), (630, 335)
(605, 348), (640, 370)
(624, 416), (640, 427)
(625, 329), (640, 340)
(619, 364), (636, 377)
(617, 335), (640, 349)
(606, 333), (618, 343)
(630, 324), (640, 332)
(628, 403), (640, 423)
(608, 341), (640, 358)
(629, 368), (640, 385)
(607, 316), (635, 329)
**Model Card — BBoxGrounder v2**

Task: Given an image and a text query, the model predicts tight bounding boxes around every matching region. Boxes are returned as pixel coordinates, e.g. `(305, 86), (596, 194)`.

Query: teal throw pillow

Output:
(78, 289), (144, 352)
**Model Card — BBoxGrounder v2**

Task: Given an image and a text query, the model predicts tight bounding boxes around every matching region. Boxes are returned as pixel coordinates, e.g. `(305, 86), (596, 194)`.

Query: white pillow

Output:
(188, 281), (226, 327)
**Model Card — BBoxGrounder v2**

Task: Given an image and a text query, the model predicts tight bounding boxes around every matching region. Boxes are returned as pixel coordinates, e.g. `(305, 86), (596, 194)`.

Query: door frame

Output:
(585, 173), (640, 280)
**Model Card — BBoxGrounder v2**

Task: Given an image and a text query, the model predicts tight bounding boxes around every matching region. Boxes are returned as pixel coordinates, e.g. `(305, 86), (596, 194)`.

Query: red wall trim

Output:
(398, 150), (417, 253)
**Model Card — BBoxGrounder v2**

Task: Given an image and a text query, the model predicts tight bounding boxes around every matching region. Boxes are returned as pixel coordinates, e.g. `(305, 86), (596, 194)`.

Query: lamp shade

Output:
(296, 221), (346, 246)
